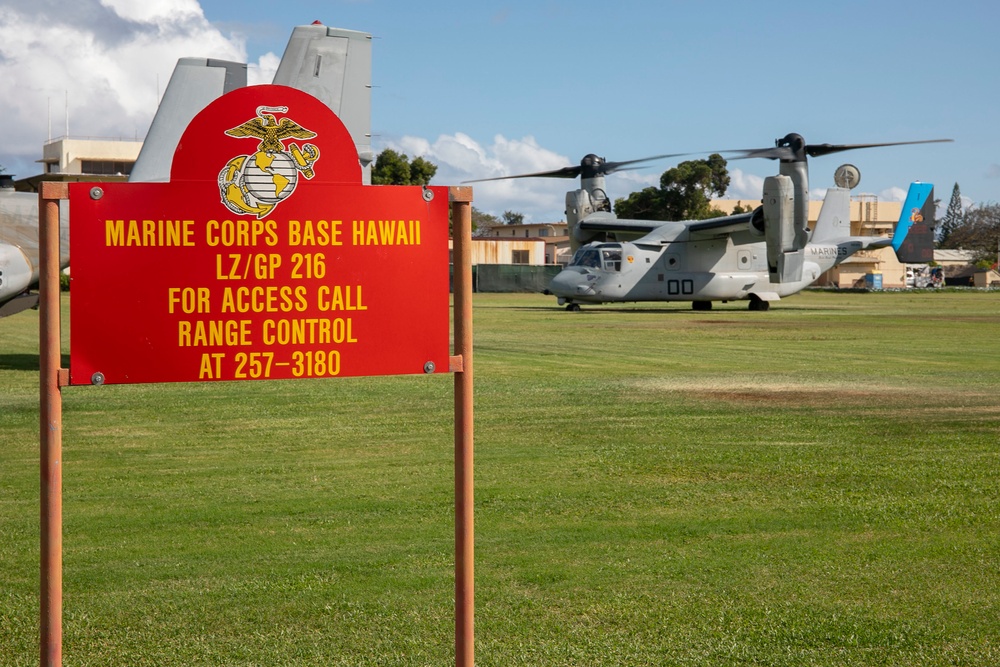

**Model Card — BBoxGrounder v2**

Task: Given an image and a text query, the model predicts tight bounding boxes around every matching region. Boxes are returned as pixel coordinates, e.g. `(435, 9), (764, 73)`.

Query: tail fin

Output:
(273, 25), (373, 183)
(131, 24), (373, 184)
(129, 58), (247, 182)
(809, 186), (851, 244)
(892, 183), (935, 263)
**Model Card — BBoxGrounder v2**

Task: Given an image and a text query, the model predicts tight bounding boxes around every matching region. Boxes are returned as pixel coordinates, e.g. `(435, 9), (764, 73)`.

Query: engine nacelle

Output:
(0, 243), (34, 302)
(748, 205), (766, 237)
(762, 175), (803, 283)
(566, 189), (600, 250)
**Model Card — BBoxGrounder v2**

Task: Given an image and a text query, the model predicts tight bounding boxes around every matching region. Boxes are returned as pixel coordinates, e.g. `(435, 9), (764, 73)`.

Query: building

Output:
(40, 137), (143, 176)
(450, 238), (547, 266)
(15, 137), (144, 193)
(973, 270), (1000, 288)
(484, 222), (570, 265)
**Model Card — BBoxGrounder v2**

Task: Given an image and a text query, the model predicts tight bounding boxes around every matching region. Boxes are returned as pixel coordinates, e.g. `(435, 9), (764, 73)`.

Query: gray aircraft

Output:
(472, 134), (948, 311)
(0, 22), (373, 317)
(0, 173), (68, 316)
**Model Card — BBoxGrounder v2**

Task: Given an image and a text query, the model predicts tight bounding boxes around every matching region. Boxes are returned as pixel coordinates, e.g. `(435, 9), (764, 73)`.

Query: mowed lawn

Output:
(1, 290), (999, 666)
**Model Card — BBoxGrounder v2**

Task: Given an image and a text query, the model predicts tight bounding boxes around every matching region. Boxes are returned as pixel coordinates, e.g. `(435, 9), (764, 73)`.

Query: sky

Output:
(0, 0), (996, 222)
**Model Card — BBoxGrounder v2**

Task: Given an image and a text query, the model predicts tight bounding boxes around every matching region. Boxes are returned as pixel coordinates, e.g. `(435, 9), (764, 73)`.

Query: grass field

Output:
(2, 290), (999, 666)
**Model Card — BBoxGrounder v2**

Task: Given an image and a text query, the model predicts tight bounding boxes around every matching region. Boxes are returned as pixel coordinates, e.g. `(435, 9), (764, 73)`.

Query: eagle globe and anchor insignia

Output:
(218, 105), (320, 218)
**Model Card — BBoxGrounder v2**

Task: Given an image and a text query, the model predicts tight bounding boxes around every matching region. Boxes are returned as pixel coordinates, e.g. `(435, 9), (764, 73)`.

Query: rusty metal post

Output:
(39, 181), (68, 667)
(449, 186), (474, 667)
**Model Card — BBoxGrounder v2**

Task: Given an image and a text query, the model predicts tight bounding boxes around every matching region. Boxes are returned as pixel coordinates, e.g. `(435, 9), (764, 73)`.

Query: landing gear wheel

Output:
(748, 297), (770, 311)
(566, 303), (581, 312)
(692, 301), (712, 311)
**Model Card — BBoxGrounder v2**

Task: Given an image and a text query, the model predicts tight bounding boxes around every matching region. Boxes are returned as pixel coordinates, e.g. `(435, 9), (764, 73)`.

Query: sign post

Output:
(37, 86), (474, 666)
(39, 181), (68, 667)
(450, 186), (474, 667)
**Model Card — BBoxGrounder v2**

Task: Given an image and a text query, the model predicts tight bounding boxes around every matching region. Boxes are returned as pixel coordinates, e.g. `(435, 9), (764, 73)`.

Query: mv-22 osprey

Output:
(473, 134), (949, 311)
(0, 22), (373, 317)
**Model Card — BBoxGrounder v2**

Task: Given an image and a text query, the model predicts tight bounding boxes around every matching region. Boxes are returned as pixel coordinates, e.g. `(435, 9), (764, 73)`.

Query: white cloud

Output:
(378, 133), (576, 222)
(0, 0), (278, 176)
(98, 0), (204, 22)
(725, 168), (765, 200)
(248, 52), (281, 86)
(878, 186), (908, 202)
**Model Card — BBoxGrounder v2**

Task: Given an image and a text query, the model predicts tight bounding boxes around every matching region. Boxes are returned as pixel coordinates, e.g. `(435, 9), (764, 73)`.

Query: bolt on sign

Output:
(69, 85), (450, 385)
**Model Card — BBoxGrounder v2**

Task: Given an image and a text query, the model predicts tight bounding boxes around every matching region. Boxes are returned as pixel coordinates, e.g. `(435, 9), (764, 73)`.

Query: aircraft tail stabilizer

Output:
(891, 183), (935, 263)
(130, 58), (247, 183)
(273, 25), (373, 183)
(809, 186), (851, 244)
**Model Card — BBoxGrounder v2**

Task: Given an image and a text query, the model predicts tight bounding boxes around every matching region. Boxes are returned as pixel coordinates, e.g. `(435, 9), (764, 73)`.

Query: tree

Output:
(614, 154), (730, 221)
(471, 207), (500, 237)
(408, 156), (437, 186)
(945, 202), (1000, 265)
(371, 149), (438, 185)
(501, 210), (524, 226)
(938, 183), (964, 247)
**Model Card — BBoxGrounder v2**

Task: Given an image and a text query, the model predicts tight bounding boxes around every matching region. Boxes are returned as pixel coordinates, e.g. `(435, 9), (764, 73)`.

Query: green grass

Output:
(2, 290), (999, 665)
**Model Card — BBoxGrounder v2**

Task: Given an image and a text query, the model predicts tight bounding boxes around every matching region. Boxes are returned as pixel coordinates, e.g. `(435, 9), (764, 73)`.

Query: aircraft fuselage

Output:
(550, 234), (855, 307)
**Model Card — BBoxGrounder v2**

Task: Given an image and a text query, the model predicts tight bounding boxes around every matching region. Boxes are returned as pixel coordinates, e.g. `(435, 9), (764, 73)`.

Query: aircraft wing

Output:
(580, 209), (759, 242)
(577, 212), (661, 236)
(687, 210), (757, 239)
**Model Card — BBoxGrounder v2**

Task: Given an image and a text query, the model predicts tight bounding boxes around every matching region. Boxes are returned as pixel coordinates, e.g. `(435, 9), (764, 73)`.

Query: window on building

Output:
(512, 250), (530, 264)
(81, 160), (134, 175)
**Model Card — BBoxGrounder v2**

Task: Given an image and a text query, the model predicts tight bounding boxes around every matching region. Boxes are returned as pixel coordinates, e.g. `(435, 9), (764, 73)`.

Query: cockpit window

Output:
(570, 248), (602, 269)
(601, 249), (622, 272)
(569, 245), (622, 272)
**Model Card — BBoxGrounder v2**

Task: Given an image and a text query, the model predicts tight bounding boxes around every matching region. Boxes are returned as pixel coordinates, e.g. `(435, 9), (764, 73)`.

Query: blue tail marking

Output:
(892, 182), (934, 252)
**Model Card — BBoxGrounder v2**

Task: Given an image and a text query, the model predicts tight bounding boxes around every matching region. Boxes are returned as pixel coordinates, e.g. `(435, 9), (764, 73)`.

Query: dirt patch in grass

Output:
(628, 376), (1000, 411)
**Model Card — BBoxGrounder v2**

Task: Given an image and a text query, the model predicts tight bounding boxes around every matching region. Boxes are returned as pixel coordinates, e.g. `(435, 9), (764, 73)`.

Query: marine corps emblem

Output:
(218, 105), (320, 218)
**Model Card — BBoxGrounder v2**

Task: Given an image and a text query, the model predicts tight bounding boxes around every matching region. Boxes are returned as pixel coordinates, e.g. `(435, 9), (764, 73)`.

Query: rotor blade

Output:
(720, 138), (953, 161)
(720, 147), (795, 161)
(462, 151), (697, 184)
(805, 138), (953, 157)
(600, 152), (696, 175)
(462, 165), (583, 183)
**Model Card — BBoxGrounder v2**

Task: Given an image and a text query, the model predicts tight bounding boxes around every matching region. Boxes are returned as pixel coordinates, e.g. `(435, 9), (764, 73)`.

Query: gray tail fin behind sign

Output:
(129, 58), (247, 183)
(273, 25), (373, 183)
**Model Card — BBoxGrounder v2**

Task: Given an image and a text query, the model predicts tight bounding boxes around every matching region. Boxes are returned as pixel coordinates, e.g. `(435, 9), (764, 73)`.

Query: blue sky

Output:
(1, 0), (995, 221)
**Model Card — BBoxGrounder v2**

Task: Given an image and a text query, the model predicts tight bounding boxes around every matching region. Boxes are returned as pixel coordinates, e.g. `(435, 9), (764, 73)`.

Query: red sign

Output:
(69, 85), (450, 385)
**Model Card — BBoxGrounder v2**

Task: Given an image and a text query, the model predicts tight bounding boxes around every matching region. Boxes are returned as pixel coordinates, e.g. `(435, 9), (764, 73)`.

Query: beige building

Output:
(39, 137), (143, 176)
(974, 270), (1000, 288)
(484, 222), (570, 265)
(450, 238), (547, 265)
(16, 137), (144, 193)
